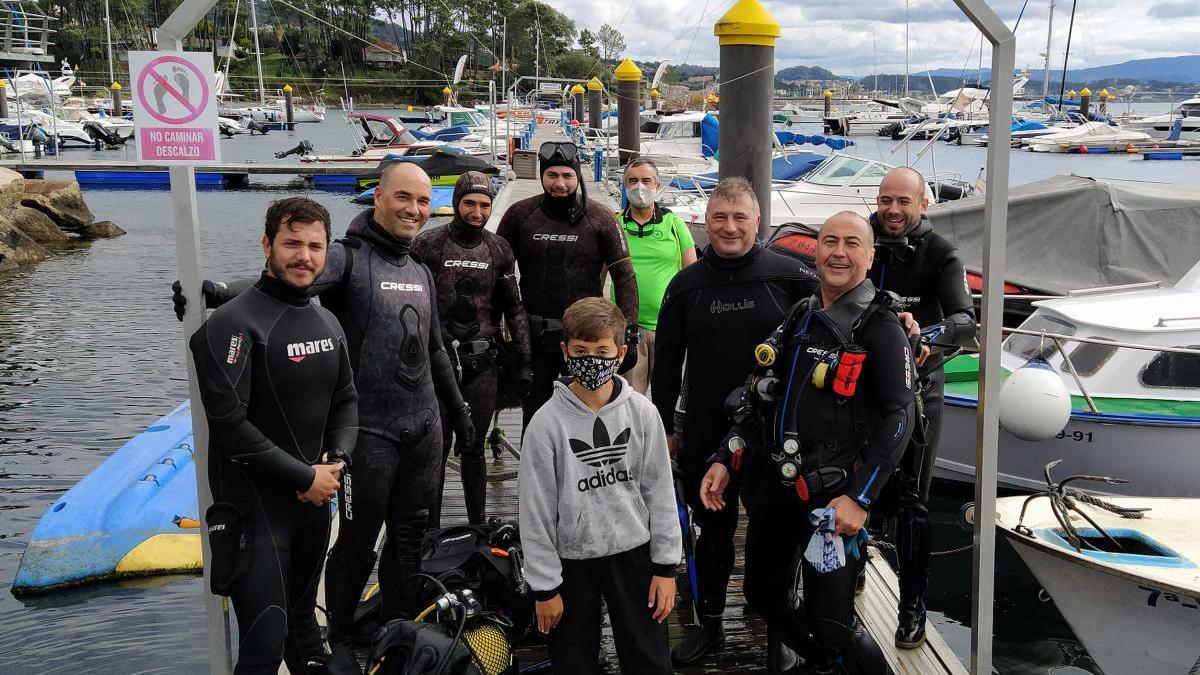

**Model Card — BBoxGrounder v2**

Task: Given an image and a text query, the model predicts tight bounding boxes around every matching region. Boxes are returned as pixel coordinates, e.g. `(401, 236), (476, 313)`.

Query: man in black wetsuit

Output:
(412, 171), (532, 526)
(701, 211), (915, 675)
(869, 167), (976, 649)
(497, 141), (639, 428)
(651, 177), (819, 666)
(174, 163), (475, 672)
(190, 197), (358, 675)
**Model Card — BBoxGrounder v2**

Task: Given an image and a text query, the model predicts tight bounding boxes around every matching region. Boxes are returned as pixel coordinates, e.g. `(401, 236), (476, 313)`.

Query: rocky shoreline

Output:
(0, 168), (125, 271)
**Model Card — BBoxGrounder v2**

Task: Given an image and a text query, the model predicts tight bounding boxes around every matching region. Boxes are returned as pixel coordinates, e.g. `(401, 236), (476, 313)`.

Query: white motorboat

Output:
(823, 105), (911, 136)
(1123, 93), (1200, 140)
(664, 153), (934, 227)
(996, 476), (1200, 674)
(937, 259), (1200, 495)
(19, 109), (92, 147)
(59, 98), (134, 140)
(774, 102), (825, 125)
(1025, 120), (1151, 152)
(291, 113), (443, 163)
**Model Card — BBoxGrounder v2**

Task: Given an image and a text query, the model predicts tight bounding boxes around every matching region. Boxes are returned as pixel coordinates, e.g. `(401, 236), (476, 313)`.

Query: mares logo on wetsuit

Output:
(532, 233), (579, 242)
(286, 338), (336, 363)
(444, 260), (490, 269)
(226, 332), (245, 365)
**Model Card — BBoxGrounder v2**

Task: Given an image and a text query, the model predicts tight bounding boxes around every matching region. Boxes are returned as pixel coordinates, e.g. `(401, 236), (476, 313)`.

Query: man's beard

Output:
(268, 253), (315, 289)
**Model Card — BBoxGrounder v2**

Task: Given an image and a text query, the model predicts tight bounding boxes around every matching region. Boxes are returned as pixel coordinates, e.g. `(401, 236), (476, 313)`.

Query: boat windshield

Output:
(448, 111), (488, 127)
(1003, 313), (1077, 360)
(804, 155), (890, 186)
(1181, 103), (1200, 118)
(361, 118), (418, 145)
(640, 120), (661, 134)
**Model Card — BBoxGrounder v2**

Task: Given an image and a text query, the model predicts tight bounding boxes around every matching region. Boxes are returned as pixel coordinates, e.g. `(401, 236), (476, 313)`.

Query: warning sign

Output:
(129, 51), (221, 164)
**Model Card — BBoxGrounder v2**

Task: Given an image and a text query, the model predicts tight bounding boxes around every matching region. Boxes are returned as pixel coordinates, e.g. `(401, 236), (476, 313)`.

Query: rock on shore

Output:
(0, 168), (124, 271)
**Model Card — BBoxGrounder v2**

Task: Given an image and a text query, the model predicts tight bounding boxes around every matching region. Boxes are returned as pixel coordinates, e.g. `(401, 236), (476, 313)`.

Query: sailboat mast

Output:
(1056, 0), (1077, 112)
(249, 0), (266, 105)
(1042, 0), (1054, 102)
(501, 17), (507, 104)
(104, 0), (114, 84)
(904, 0), (910, 97)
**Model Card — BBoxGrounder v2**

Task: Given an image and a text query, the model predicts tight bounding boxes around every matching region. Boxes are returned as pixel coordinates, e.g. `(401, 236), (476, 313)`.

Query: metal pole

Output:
(951, 1), (1014, 673)
(489, 79), (497, 163)
(587, 77), (602, 130)
(283, 84), (295, 130)
(615, 59), (642, 165)
(105, 0), (115, 85)
(1042, 0), (1054, 103)
(501, 17), (507, 107)
(158, 3), (232, 674)
(715, 0), (779, 238)
(904, 0), (911, 98)
(248, 0), (266, 105)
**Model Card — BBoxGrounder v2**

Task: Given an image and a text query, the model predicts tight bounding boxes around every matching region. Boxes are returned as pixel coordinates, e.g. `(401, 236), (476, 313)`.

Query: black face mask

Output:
(566, 354), (619, 390)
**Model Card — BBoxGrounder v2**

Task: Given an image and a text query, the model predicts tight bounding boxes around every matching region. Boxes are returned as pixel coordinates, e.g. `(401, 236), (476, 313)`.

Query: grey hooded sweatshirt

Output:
(519, 377), (682, 596)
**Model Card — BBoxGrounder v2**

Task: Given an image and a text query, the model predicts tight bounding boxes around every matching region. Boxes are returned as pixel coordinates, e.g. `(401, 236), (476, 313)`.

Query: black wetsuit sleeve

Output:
(423, 262), (468, 411)
(496, 241), (533, 363)
(597, 211), (639, 326)
(651, 283), (687, 437)
(207, 277), (257, 308)
(322, 316), (359, 463)
(189, 318), (317, 493)
(496, 206), (519, 252)
(307, 241), (349, 298)
(850, 317), (917, 508)
(932, 253), (977, 347)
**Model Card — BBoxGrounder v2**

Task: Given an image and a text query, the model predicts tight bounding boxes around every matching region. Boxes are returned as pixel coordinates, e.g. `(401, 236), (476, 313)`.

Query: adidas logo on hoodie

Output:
(569, 418), (633, 492)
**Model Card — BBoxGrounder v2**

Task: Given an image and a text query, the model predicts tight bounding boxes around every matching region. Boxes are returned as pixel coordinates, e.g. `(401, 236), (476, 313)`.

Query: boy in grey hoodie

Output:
(519, 297), (682, 674)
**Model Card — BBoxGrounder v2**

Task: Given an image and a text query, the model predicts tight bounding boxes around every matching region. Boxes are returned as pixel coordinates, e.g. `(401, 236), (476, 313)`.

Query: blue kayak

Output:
(13, 402), (202, 593)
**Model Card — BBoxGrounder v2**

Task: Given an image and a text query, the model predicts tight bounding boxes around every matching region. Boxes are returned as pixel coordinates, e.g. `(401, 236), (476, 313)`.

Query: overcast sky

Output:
(542, 0), (1200, 76)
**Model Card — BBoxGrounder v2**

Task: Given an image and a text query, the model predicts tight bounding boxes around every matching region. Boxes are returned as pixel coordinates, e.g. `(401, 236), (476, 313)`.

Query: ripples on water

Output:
(0, 107), (1188, 672)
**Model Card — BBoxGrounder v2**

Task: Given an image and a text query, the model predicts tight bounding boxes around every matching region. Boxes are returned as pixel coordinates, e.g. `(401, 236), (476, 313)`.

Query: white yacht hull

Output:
(936, 397), (1200, 496)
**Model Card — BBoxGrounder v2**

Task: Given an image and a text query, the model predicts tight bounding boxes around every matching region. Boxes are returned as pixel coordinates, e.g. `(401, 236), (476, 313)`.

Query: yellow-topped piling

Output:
(714, 0), (781, 47)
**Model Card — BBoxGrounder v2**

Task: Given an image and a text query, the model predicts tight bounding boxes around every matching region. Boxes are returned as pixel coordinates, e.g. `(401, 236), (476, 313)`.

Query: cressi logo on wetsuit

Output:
(532, 233), (579, 242)
(379, 281), (424, 292)
(443, 260), (490, 269)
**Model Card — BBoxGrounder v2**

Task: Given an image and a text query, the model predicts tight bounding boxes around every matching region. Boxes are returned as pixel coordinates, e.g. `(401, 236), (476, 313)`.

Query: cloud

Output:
(541, 0), (1200, 78)
(1147, 2), (1197, 18)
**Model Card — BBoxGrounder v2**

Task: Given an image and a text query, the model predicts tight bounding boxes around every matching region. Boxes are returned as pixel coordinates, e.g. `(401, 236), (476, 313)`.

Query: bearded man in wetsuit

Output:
(497, 141), (639, 428)
(412, 171), (532, 527)
(173, 163), (475, 672)
(869, 167), (976, 649)
(651, 177), (819, 667)
(190, 197), (358, 675)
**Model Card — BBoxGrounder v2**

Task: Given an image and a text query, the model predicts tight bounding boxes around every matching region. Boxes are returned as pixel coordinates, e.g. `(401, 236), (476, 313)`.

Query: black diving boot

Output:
(671, 616), (725, 665)
(895, 602), (927, 649)
(767, 626), (801, 673)
(326, 642), (362, 675)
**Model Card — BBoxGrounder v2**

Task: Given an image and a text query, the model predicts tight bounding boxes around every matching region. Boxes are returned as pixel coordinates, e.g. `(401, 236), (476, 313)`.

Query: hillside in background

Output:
(917, 54), (1200, 85)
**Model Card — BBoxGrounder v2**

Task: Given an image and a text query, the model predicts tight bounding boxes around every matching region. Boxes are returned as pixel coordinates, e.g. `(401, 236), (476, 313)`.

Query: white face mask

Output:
(627, 184), (657, 209)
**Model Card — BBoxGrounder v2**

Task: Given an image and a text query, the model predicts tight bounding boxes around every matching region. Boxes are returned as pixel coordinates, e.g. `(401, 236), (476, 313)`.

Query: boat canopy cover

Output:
(701, 114), (719, 158)
(410, 125), (472, 142)
(928, 174), (1200, 294)
(373, 149), (499, 179)
(669, 152), (825, 190)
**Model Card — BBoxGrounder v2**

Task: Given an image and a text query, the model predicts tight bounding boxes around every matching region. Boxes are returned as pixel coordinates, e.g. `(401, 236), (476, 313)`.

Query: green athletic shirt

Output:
(613, 205), (695, 331)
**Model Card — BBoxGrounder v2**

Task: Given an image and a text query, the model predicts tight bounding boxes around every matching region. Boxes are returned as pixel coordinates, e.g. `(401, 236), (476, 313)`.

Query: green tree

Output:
(596, 23), (624, 65)
(578, 28), (599, 60)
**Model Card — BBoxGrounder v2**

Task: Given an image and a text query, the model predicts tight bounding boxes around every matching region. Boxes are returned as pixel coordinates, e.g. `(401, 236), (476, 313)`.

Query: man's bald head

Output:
(815, 211), (875, 301)
(876, 166), (929, 237)
(374, 161), (432, 240)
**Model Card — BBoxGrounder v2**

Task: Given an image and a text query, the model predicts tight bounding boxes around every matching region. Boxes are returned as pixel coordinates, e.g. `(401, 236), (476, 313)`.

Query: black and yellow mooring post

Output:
(650, 88), (660, 110)
(715, 0), (780, 237)
(0, 81), (8, 119)
(283, 84), (295, 130)
(443, 86), (452, 106)
(824, 89), (832, 117)
(615, 59), (642, 165)
(1079, 87), (1091, 118)
(1099, 88), (1109, 115)
(587, 77), (603, 130)
(111, 82), (122, 118)
(571, 84), (585, 124)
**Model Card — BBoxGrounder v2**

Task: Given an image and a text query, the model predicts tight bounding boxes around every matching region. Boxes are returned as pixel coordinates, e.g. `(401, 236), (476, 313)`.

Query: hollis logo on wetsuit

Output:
(286, 338), (335, 363)
(710, 298), (756, 314)
(444, 260), (489, 269)
(569, 418), (633, 492)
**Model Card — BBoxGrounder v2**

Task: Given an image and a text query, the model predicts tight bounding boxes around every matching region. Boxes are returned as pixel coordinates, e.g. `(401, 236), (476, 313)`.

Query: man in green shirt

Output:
(616, 158), (697, 393)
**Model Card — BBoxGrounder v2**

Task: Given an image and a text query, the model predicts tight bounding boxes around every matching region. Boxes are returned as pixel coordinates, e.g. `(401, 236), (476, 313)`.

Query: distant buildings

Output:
(364, 40), (405, 67)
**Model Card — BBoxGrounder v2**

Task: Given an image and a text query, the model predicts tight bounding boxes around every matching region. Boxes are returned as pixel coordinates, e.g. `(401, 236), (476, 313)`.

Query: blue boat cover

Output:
(669, 152), (826, 190)
(701, 114), (719, 158)
(353, 184), (456, 208)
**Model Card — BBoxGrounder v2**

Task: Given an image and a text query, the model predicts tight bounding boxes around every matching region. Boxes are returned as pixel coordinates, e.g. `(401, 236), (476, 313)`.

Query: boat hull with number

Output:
(997, 496), (1200, 674)
(934, 258), (1200, 496)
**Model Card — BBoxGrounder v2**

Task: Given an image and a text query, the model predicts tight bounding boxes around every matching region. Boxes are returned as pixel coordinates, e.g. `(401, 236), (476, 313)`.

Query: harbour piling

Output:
(283, 84), (295, 130)
(615, 59), (642, 165)
(570, 84), (585, 125)
(1079, 87), (1091, 118)
(110, 82), (122, 119)
(587, 77), (603, 131)
(715, 0), (780, 237)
